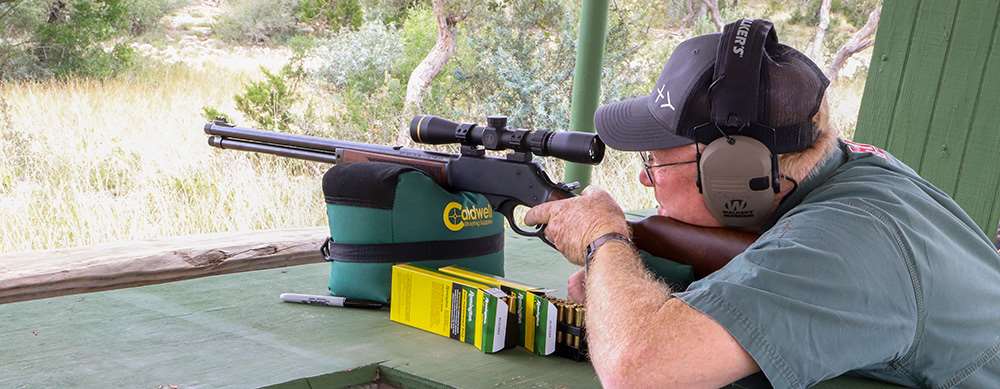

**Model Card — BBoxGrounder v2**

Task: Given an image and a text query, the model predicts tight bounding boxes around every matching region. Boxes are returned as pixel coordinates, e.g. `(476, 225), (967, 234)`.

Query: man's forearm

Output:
(583, 242), (761, 388)
(585, 242), (673, 376)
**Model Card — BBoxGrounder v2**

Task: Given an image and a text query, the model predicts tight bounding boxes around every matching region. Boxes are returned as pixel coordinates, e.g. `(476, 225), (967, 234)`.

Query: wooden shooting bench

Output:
(3, 0), (997, 387)
(0, 212), (895, 388)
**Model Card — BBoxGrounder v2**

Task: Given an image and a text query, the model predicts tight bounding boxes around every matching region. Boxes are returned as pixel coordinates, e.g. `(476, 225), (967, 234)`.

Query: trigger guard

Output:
(502, 209), (543, 237)
(496, 202), (557, 250)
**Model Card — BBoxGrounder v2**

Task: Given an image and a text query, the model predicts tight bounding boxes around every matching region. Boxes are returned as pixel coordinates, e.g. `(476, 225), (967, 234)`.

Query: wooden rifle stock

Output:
(628, 215), (759, 278)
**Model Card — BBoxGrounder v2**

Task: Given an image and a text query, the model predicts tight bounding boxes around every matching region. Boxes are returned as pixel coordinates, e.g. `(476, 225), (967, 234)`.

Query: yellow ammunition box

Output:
(437, 266), (557, 356)
(390, 264), (508, 353)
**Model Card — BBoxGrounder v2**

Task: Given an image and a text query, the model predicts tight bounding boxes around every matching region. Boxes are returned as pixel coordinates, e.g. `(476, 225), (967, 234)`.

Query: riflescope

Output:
(410, 115), (606, 165)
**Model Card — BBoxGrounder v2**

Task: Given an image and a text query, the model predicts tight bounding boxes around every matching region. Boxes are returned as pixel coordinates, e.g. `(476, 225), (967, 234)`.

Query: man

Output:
(526, 19), (1000, 388)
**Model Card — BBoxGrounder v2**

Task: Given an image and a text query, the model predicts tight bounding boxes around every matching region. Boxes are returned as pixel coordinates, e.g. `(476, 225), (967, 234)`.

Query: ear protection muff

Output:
(697, 135), (780, 228)
(696, 18), (782, 228)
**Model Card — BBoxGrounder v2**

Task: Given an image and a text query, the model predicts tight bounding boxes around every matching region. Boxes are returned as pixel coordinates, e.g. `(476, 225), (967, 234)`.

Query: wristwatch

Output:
(584, 232), (633, 273)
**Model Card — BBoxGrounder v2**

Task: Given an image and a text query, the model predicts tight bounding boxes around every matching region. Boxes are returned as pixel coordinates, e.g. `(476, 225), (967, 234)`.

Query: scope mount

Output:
(458, 115), (536, 163)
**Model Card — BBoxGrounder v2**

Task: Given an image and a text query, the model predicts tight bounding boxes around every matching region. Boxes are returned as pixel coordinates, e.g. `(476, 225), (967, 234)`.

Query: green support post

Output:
(564, 0), (609, 189)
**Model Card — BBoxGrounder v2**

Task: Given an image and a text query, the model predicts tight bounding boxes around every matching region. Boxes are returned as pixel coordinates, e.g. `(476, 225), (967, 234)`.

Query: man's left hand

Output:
(524, 186), (630, 266)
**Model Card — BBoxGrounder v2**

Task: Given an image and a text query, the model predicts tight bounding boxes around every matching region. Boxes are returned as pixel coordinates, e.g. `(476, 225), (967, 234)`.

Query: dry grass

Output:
(0, 64), (328, 254)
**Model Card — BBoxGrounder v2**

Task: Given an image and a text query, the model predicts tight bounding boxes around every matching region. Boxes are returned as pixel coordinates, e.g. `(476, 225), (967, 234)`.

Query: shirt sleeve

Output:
(672, 202), (919, 389)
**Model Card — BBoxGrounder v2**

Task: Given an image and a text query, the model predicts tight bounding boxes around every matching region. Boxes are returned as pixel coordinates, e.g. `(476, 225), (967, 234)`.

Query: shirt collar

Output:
(764, 140), (848, 229)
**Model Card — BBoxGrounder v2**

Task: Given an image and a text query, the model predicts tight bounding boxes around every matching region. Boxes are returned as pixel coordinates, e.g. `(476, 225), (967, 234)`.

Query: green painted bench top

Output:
(1, 216), (899, 388)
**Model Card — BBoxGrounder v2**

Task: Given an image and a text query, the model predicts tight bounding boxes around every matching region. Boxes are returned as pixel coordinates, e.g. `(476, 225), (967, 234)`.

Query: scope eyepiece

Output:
(409, 115), (605, 165)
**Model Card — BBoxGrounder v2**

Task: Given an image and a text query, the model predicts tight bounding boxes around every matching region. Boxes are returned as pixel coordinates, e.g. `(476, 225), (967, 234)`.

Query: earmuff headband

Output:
(710, 19), (778, 130)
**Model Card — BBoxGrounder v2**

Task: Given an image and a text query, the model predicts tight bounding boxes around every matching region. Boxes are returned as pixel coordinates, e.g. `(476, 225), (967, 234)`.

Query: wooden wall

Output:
(855, 0), (1000, 236)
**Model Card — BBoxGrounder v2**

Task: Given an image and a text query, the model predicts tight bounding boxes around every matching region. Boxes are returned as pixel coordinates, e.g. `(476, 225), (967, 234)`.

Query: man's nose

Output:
(639, 169), (653, 187)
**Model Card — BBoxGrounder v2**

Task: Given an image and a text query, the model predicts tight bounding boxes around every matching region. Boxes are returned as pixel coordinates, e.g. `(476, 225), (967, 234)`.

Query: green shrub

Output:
(201, 106), (234, 124)
(297, 0), (363, 31)
(364, 0), (422, 26)
(30, 0), (136, 78)
(214, 0), (299, 44)
(234, 67), (299, 131)
(397, 4), (435, 77)
(305, 21), (403, 90)
(123, 0), (189, 36)
(0, 0), (180, 80)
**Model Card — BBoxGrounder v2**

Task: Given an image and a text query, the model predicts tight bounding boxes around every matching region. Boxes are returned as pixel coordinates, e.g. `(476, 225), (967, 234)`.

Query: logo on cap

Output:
(655, 84), (675, 111)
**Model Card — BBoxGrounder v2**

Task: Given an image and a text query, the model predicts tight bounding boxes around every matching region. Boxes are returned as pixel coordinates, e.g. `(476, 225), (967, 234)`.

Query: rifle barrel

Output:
(204, 123), (453, 164)
(208, 136), (340, 164)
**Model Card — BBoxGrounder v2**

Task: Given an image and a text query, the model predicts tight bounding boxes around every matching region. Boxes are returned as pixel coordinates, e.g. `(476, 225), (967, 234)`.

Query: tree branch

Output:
(808, 0), (831, 63)
(701, 0), (724, 32)
(399, 0), (460, 145)
(826, 6), (880, 83)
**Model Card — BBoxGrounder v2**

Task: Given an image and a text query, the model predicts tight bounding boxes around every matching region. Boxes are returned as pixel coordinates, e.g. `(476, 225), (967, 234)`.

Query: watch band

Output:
(584, 232), (632, 273)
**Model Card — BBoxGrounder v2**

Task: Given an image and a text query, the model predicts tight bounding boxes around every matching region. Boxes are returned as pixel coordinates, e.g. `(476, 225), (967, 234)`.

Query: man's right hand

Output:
(568, 269), (587, 303)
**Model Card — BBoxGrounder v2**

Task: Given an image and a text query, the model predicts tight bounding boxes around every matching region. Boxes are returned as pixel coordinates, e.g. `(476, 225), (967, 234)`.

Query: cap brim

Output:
(594, 96), (695, 151)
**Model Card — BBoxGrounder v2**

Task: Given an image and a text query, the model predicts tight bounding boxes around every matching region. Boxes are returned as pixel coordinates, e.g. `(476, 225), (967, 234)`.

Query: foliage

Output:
(0, 0), (184, 80)
(305, 21), (404, 90)
(297, 0), (363, 31)
(214, 0), (299, 44)
(397, 4), (435, 77)
(201, 106), (234, 124)
(418, 0), (651, 131)
(233, 56), (307, 132)
(832, 0), (880, 28)
(790, 0), (880, 28)
(363, 0), (425, 26)
(123, 0), (188, 35)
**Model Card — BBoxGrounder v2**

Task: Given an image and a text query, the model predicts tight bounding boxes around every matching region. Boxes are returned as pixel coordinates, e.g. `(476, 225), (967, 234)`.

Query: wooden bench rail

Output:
(0, 227), (329, 304)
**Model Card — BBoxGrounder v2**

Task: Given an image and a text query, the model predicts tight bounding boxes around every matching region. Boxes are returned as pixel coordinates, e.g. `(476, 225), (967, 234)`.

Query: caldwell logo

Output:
(722, 199), (753, 218)
(442, 202), (494, 232)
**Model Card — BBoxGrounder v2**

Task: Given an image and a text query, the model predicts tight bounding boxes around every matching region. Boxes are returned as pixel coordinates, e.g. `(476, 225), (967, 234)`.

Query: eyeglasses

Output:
(639, 151), (697, 184)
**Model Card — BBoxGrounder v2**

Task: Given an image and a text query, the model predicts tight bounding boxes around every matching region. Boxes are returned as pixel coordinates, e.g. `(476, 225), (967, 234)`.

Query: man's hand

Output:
(524, 186), (630, 266)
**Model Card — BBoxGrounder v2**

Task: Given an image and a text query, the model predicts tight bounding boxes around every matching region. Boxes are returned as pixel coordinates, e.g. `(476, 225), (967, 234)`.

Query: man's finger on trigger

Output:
(524, 203), (553, 226)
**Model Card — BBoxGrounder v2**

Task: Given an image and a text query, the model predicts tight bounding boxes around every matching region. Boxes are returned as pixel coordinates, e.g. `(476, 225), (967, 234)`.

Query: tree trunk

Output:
(680, 0), (695, 24)
(809, 0), (832, 63)
(399, 0), (458, 145)
(702, 0), (725, 32)
(680, 0), (707, 29)
(827, 6), (881, 83)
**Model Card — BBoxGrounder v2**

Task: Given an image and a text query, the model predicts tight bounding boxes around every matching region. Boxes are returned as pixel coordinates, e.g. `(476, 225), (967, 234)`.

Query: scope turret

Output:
(409, 115), (605, 165)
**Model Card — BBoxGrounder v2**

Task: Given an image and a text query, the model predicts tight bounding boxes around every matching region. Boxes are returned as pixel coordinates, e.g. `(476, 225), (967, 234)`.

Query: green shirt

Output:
(673, 139), (1000, 388)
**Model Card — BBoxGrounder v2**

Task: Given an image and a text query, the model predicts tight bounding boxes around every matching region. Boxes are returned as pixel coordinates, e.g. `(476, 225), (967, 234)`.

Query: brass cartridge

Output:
(565, 306), (576, 349)
(573, 306), (585, 349)
(556, 303), (565, 345)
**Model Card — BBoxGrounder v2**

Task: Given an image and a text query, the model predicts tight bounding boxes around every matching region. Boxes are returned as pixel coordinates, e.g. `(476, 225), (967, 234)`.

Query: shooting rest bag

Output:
(322, 162), (505, 303)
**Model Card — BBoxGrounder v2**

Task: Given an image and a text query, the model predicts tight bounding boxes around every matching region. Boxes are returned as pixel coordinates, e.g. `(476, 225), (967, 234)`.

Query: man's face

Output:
(638, 144), (723, 227)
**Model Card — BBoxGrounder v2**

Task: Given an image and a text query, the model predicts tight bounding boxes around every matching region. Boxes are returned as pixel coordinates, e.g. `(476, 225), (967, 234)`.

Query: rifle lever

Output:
(496, 200), (557, 250)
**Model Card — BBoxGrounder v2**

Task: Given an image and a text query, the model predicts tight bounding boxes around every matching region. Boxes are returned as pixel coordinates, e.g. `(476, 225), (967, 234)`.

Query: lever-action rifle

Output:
(205, 115), (757, 274)
(205, 115), (603, 245)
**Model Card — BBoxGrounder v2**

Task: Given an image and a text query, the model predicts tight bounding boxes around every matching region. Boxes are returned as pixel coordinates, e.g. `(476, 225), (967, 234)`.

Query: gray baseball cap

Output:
(594, 30), (829, 152)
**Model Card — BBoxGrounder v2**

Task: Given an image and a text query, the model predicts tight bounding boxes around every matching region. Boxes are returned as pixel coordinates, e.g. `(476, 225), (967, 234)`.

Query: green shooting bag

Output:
(322, 162), (505, 303)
